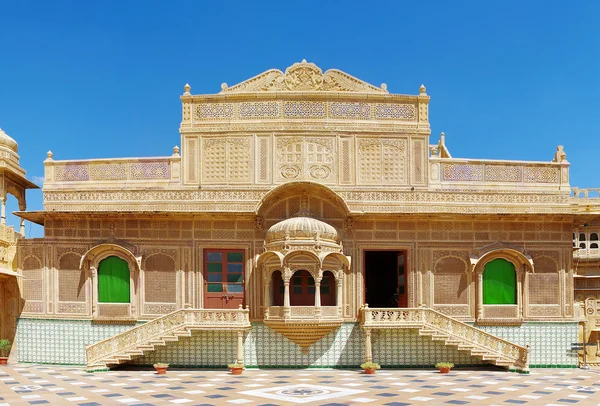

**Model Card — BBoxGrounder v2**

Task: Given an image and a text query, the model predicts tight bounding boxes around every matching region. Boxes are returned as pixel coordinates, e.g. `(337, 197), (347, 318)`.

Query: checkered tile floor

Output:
(1, 364), (600, 405)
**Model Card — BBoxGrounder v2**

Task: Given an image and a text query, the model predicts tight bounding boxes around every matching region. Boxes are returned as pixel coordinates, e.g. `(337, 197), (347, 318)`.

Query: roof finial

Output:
(420, 84), (427, 95)
(183, 83), (191, 95)
(295, 193), (313, 217)
(172, 145), (180, 157)
(46, 150), (54, 160)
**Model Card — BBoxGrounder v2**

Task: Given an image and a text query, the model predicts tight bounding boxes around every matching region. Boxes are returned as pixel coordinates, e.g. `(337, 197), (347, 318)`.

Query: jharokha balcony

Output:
(256, 201), (349, 350)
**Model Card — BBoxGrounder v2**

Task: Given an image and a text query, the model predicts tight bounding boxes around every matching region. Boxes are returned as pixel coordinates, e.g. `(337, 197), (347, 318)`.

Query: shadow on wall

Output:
(0, 275), (24, 360)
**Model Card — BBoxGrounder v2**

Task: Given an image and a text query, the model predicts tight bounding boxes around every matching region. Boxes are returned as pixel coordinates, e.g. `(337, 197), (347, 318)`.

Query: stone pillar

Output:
(314, 277), (321, 319)
(0, 197), (5, 225)
(364, 328), (373, 363)
(283, 279), (291, 320)
(236, 331), (244, 365)
(477, 272), (483, 320)
(91, 266), (98, 318)
(263, 271), (270, 318)
(337, 275), (343, 318)
(20, 219), (25, 237)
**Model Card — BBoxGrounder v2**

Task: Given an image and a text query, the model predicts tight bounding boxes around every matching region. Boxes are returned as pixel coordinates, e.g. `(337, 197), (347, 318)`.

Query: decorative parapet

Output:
(429, 157), (570, 191)
(43, 149), (181, 188)
(180, 61), (430, 133)
(86, 307), (250, 367)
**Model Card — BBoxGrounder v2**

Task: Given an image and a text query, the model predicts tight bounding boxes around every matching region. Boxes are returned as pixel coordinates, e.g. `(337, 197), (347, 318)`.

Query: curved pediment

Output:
(220, 59), (389, 94)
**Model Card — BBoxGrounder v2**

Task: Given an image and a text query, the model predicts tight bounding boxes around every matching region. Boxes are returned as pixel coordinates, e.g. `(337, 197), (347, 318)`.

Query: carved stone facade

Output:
(7, 61), (600, 368)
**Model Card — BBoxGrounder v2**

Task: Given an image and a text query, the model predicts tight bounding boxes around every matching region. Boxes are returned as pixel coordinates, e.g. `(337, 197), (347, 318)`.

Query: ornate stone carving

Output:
(221, 60), (388, 94)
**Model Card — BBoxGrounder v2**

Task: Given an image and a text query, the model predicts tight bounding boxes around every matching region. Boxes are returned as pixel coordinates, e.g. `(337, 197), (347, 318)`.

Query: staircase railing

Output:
(86, 307), (250, 367)
(361, 306), (529, 370)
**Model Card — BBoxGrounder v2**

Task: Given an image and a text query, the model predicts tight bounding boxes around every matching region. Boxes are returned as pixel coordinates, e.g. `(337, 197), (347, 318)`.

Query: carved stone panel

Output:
(275, 137), (335, 183)
(357, 138), (407, 185)
(201, 137), (252, 184)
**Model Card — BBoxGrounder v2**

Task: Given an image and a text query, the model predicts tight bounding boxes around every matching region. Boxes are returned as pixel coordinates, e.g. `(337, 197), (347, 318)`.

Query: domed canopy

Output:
(0, 128), (18, 153)
(266, 216), (339, 244)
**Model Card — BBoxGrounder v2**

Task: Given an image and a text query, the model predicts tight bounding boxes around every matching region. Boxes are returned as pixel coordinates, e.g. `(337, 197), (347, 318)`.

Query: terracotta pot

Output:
(154, 366), (168, 375)
(0, 357), (7, 365)
(230, 367), (243, 375)
(439, 367), (451, 374)
(364, 368), (376, 374)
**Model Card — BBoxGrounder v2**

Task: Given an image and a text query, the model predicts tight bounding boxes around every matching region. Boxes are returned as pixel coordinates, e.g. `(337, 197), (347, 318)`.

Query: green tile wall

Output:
(15, 318), (579, 368)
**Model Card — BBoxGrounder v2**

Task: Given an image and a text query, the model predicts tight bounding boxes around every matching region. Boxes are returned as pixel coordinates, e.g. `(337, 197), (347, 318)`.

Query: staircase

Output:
(361, 306), (529, 372)
(86, 306), (251, 371)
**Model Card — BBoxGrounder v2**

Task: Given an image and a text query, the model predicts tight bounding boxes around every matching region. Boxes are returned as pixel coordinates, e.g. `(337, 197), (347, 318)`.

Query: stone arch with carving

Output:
(80, 243), (141, 320)
(256, 181), (350, 219)
(80, 243), (141, 274)
(472, 247), (533, 322)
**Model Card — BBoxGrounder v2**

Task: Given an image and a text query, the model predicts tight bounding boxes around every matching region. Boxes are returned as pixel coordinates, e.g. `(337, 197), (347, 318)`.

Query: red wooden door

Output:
(290, 270), (315, 306)
(204, 250), (245, 309)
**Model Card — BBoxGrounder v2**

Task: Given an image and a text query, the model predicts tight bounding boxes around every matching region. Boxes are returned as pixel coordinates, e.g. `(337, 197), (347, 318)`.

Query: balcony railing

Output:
(264, 306), (342, 321)
(43, 153), (181, 188)
(429, 158), (569, 190)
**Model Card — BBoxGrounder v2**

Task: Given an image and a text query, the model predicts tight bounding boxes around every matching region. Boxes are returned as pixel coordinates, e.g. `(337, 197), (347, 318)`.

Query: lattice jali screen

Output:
(529, 273), (559, 305)
(433, 256), (468, 305)
(358, 138), (406, 184)
(89, 163), (128, 181)
(374, 103), (417, 121)
(442, 164), (484, 182)
(482, 305), (518, 319)
(97, 303), (130, 318)
(22, 256), (43, 302)
(144, 254), (176, 304)
(284, 101), (325, 118)
(523, 166), (560, 183)
(58, 253), (86, 302)
(529, 256), (559, 305)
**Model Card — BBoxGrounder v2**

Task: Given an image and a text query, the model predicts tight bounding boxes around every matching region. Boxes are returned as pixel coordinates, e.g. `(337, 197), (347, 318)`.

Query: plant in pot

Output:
(0, 339), (11, 365)
(360, 362), (380, 374)
(153, 363), (169, 374)
(228, 363), (244, 375)
(435, 362), (454, 373)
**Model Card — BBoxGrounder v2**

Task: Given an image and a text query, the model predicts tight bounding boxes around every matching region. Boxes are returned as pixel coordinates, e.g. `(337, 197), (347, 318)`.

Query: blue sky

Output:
(0, 1), (599, 237)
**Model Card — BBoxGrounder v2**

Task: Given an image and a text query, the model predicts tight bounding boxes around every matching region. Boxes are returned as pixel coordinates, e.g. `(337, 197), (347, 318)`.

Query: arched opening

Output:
(98, 256), (130, 303)
(272, 270), (284, 306)
(580, 242), (587, 249)
(580, 232), (587, 241)
(321, 271), (336, 306)
(483, 258), (516, 305)
(591, 233), (599, 241)
(290, 270), (315, 306)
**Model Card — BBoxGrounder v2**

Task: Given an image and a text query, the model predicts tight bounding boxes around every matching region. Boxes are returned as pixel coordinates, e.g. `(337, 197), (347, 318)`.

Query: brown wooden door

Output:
(290, 270), (315, 306)
(204, 250), (245, 309)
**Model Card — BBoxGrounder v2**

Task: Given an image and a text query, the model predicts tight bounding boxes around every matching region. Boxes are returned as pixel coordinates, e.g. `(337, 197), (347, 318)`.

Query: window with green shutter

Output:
(483, 258), (516, 305)
(98, 256), (130, 303)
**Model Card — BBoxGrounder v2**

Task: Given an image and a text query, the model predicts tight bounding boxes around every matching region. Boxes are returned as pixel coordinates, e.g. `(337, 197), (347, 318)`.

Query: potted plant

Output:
(228, 363), (244, 375)
(0, 339), (11, 365)
(435, 362), (454, 373)
(360, 362), (380, 374)
(153, 363), (169, 374)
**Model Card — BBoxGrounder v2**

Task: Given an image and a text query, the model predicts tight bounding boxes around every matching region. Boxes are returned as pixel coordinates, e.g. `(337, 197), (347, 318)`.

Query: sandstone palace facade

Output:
(2, 60), (600, 371)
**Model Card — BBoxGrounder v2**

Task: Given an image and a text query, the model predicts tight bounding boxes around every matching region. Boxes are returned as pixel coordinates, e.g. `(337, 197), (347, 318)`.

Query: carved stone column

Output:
(90, 266), (98, 318)
(283, 267), (291, 320)
(337, 273), (344, 318)
(0, 196), (5, 225)
(18, 199), (25, 236)
(314, 277), (321, 319)
(364, 328), (373, 363)
(263, 271), (271, 318)
(236, 331), (244, 365)
(477, 271), (483, 320)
